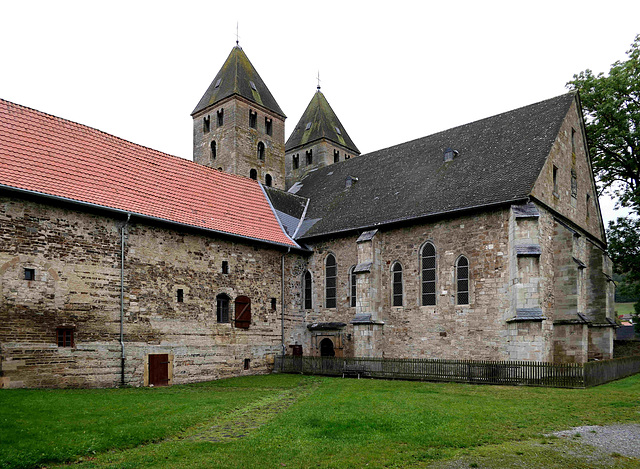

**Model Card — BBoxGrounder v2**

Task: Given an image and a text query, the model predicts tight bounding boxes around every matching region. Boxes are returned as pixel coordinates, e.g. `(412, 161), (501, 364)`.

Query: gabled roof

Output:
(192, 46), (285, 118)
(292, 93), (576, 239)
(285, 90), (359, 154)
(0, 99), (299, 249)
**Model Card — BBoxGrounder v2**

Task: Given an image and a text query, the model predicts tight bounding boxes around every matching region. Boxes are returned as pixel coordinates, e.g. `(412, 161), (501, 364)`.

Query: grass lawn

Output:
(2, 373), (640, 468)
(616, 302), (637, 317)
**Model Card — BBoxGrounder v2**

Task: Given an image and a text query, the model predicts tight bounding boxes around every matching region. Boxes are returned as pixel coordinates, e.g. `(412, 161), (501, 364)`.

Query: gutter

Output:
(120, 213), (131, 386)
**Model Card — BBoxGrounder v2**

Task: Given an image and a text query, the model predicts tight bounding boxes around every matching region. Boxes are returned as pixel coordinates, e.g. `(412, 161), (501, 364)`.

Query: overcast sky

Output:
(1, 0), (638, 225)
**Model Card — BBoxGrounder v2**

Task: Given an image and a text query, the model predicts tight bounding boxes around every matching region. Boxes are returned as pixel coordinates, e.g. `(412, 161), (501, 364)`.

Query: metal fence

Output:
(274, 355), (640, 388)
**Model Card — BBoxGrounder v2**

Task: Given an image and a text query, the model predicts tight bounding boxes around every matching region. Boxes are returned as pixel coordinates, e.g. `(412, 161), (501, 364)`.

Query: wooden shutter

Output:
(234, 296), (251, 329)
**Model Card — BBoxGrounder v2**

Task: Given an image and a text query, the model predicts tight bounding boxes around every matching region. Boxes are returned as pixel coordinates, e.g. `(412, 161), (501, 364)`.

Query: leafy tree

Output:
(567, 35), (640, 212)
(607, 217), (640, 330)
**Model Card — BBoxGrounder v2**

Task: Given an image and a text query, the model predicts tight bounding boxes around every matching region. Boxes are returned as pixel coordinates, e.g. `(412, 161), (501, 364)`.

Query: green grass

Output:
(616, 302), (637, 316)
(2, 373), (640, 468)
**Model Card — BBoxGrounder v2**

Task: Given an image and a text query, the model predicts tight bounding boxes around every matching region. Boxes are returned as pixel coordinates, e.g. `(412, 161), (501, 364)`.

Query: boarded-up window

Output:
(349, 265), (356, 307)
(457, 256), (469, 305)
(392, 262), (403, 306)
(325, 254), (337, 308)
(235, 296), (251, 329)
(304, 271), (312, 309)
(421, 242), (436, 306)
(216, 294), (230, 323)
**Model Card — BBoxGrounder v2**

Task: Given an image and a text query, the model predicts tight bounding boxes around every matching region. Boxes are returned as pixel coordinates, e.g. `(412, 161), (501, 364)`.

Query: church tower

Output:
(285, 87), (360, 189)
(192, 46), (286, 189)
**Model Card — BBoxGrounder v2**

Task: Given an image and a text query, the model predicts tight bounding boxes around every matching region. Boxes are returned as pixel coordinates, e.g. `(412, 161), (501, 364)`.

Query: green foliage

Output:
(608, 217), (640, 329)
(567, 35), (640, 213)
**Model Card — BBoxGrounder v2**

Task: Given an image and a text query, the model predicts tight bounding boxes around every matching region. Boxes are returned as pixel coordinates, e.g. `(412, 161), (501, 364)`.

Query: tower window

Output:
(257, 142), (265, 160)
(217, 109), (224, 127)
(552, 165), (559, 195)
(249, 110), (257, 129)
(221, 261), (229, 274)
(177, 289), (184, 303)
(334, 150), (340, 163)
(306, 149), (313, 165)
(250, 169), (257, 180)
(265, 118), (272, 136)
(293, 154), (299, 169)
(211, 140), (217, 159)
(203, 116), (211, 133)
(57, 327), (74, 347)
(265, 174), (272, 187)
(24, 268), (35, 281)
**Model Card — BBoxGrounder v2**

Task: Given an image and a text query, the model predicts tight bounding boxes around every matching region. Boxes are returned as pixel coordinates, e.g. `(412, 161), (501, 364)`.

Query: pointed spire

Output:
(317, 71), (321, 91)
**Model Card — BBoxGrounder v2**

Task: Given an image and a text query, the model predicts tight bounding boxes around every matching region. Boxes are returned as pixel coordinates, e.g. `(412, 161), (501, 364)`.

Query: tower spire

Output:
(236, 22), (240, 46)
(317, 71), (321, 91)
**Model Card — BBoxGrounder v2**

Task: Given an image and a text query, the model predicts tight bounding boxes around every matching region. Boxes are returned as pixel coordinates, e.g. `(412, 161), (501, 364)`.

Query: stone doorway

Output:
(320, 338), (335, 357)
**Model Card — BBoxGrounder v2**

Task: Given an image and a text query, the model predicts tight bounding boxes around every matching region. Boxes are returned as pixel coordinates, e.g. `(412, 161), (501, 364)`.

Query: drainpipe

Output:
(120, 213), (131, 386)
(281, 248), (290, 367)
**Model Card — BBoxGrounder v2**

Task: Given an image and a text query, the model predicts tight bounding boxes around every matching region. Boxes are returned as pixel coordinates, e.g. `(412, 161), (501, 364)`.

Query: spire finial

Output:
(236, 22), (240, 46)
(317, 71), (321, 91)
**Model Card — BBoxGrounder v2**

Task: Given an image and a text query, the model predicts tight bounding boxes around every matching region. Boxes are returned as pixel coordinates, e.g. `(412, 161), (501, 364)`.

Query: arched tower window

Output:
(456, 256), (470, 305)
(210, 140), (217, 159)
(265, 174), (272, 187)
(392, 262), (403, 307)
(349, 265), (356, 307)
(325, 254), (337, 308)
(216, 293), (230, 323)
(303, 271), (312, 310)
(257, 142), (265, 160)
(250, 169), (257, 180)
(421, 242), (436, 306)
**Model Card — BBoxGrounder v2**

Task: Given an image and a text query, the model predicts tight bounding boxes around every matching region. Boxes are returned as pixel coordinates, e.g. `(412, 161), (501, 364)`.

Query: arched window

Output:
(257, 142), (265, 160)
(210, 140), (217, 159)
(250, 169), (257, 180)
(265, 174), (272, 187)
(325, 254), (337, 308)
(456, 256), (469, 305)
(349, 265), (356, 307)
(421, 242), (436, 306)
(234, 295), (251, 329)
(216, 293), (230, 323)
(392, 262), (403, 306)
(303, 270), (312, 310)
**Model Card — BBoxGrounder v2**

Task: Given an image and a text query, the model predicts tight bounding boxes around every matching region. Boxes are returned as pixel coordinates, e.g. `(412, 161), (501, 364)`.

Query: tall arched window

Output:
(392, 262), (403, 306)
(257, 142), (265, 160)
(210, 140), (217, 159)
(421, 242), (436, 306)
(457, 256), (469, 305)
(216, 293), (230, 323)
(303, 271), (312, 310)
(349, 265), (356, 307)
(250, 169), (257, 180)
(325, 254), (337, 308)
(265, 174), (272, 187)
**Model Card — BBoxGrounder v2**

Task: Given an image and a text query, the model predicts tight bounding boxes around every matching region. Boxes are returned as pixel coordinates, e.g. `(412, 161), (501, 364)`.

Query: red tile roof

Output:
(0, 98), (299, 248)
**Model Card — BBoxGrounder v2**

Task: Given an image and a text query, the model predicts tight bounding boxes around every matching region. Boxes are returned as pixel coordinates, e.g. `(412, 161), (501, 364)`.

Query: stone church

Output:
(0, 46), (615, 388)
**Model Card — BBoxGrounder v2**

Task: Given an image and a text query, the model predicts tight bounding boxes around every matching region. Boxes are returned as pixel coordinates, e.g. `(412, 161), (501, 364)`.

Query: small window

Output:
(553, 165), (558, 195)
(571, 169), (577, 199)
(349, 265), (356, 307)
(421, 243), (436, 306)
(250, 169), (257, 180)
(334, 149), (340, 163)
(335, 126), (341, 135)
(303, 271), (312, 310)
(270, 298), (277, 310)
(214, 78), (222, 88)
(221, 261), (229, 274)
(235, 295), (251, 329)
(265, 174), (272, 187)
(586, 194), (591, 218)
(571, 128), (576, 154)
(211, 140), (217, 159)
(249, 81), (257, 91)
(392, 262), (403, 307)
(216, 294), (230, 323)
(456, 256), (469, 305)
(325, 254), (337, 308)
(244, 358), (251, 370)
(257, 142), (265, 160)
(265, 117), (272, 136)
(177, 289), (184, 303)
(292, 154), (299, 169)
(203, 115), (211, 133)
(249, 110), (257, 129)
(217, 109), (224, 127)
(305, 122), (312, 131)
(306, 149), (313, 165)
(57, 327), (74, 347)
(24, 268), (35, 281)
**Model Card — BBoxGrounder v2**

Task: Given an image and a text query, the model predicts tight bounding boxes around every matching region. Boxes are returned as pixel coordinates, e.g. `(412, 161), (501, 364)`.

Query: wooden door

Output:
(235, 296), (251, 329)
(149, 354), (169, 386)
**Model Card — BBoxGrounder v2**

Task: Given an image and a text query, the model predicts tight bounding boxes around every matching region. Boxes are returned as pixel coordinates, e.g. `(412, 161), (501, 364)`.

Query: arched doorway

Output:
(320, 338), (335, 357)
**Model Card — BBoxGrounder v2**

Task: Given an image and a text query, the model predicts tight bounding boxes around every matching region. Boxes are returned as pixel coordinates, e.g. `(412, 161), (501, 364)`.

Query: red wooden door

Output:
(149, 354), (169, 386)
(235, 296), (251, 329)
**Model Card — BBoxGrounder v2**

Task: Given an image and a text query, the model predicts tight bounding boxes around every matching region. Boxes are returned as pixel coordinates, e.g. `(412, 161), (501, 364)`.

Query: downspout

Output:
(281, 248), (290, 369)
(120, 213), (131, 386)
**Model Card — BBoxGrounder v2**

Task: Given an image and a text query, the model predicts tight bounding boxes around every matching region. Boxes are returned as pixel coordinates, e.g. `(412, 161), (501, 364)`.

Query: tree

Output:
(567, 35), (640, 213)
(607, 217), (640, 330)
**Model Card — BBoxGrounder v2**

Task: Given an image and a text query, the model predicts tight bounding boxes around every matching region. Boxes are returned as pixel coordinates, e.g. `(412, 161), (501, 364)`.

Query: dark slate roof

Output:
(508, 308), (546, 322)
(264, 186), (308, 238)
(292, 93), (575, 240)
(285, 90), (359, 153)
(192, 46), (285, 117)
